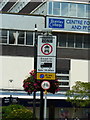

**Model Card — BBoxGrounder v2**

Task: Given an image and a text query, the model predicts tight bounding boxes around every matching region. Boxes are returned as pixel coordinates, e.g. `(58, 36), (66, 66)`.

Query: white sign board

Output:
(37, 57), (56, 73)
(47, 17), (90, 33)
(41, 81), (50, 90)
(37, 35), (56, 56)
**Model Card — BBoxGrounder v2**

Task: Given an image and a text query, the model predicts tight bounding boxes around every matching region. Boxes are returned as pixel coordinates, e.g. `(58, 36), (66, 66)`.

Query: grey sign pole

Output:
(33, 24), (37, 120)
(44, 90), (47, 120)
(41, 81), (50, 120)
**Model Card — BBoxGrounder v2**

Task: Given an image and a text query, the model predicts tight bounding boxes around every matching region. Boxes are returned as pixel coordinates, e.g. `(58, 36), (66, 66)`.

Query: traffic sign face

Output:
(37, 35), (56, 56)
(41, 43), (53, 55)
(37, 35), (57, 80)
(37, 72), (55, 80)
(41, 81), (50, 90)
(37, 57), (56, 73)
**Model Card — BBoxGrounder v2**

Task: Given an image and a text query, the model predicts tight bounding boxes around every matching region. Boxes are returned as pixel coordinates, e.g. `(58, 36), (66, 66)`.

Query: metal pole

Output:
(44, 90), (47, 120)
(33, 91), (36, 120)
(33, 24), (37, 120)
(40, 89), (44, 120)
(9, 79), (13, 104)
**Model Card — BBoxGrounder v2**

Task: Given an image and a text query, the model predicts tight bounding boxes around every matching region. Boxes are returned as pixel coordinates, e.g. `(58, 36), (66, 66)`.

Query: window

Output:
(61, 2), (68, 16)
(59, 82), (69, 86)
(56, 70), (69, 88)
(9, 30), (16, 44)
(18, 31), (24, 44)
(48, 2), (52, 14)
(68, 34), (74, 47)
(0, 30), (2, 43)
(57, 70), (69, 74)
(59, 33), (67, 47)
(77, 4), (85, 18)
(84, 34), (90, 48)
(86, 4), (90, 18)
(0, 29), (37, 46)
(75, 34), (83, 48)
(48, 2), (89, 18)
(26, 32), (33, 45)
(0, 30), (7, 43)
(53, 32), (89, 49)
(58, 76), (69, 80)
(68, 3), (77, 17)
(53, 2), (60, 15)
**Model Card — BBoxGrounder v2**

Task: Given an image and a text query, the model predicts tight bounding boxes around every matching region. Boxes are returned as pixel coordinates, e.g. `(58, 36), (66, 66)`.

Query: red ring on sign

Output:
(41, 43), (53, 55)
(41, 81), (50, 90)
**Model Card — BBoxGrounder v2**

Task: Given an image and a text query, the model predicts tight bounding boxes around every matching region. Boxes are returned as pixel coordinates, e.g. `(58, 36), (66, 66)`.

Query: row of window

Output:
(0, 30), (34, 45)
(53, 32), (90, 48)
(0, 29), (89, 49)
(48, 1), (90, 18)
(57, 72), (69, 87)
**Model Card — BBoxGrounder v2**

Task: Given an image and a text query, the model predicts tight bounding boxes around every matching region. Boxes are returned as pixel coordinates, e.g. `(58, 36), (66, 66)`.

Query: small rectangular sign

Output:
(37, 57), (56, 73)
(37, 73), (56, 80)
(49, 18), (64, 28)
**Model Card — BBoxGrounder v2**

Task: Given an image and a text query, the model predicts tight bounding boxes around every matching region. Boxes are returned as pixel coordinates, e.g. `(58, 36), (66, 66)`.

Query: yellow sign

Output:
(37, 73), (56, 80)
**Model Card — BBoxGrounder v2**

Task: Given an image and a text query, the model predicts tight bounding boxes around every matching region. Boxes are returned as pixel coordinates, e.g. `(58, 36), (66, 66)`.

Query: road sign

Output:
(41, 43), (53, 55)
(41, 81), (50, 90)
(37, 57), (56, 73)
(37, 35), (56, 56)
(37, 72), (56, 80)
(37, 35), (57, 80)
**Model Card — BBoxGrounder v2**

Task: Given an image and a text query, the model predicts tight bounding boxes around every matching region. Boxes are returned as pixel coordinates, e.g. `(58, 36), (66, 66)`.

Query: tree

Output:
(66, 81), (90, 118)
(2, 104), (35, 120)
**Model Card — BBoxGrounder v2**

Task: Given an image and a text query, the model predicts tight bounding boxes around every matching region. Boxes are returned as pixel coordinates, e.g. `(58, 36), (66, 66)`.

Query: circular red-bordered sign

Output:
(41, 81), (50, 90)
(41, 43), (53, 55)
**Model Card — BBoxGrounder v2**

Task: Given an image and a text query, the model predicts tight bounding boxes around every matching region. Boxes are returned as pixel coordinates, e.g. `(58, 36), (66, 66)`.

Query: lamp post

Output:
(9, 79), (13, 104)
(33, 24), (37, 120)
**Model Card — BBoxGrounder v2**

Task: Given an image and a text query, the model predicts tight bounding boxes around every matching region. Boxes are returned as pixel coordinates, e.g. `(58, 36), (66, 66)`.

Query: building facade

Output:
(0, 0), (90, 119)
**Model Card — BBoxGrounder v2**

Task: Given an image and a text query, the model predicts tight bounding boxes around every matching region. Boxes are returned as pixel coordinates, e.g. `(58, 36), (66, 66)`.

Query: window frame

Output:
(47, 1), (89, 19)
(0, 29), (8, 44)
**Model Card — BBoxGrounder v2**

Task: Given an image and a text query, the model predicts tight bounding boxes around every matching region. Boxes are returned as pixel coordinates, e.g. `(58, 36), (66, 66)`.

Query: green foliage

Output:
(2, 104), (34, 120)
(66, 81), (90, 107)
(0, 106), (2, 119)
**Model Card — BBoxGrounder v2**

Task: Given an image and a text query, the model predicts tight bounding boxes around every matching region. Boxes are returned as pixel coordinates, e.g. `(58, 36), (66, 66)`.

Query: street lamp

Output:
(9, 79), (13, 104)
(9, 79), (13, 83)
(33, 24), (37, 120)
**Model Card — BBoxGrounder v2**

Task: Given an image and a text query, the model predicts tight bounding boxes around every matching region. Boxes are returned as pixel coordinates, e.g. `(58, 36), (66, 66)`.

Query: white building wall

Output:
(0, 13), (44, 31)
(1, 57), (89, 90)
(70, 59), (89, 89)
(0, 56), (34, 90)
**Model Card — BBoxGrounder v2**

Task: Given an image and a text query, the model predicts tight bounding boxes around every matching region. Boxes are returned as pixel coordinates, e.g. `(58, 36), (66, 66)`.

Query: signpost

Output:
(41, 81), (50, 120)
(37, 35), (57, 80)
(37, 34), (57, 120)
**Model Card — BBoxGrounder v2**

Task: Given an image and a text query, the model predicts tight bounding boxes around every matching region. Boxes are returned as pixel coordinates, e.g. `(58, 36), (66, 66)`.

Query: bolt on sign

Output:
(37, 35), (57, 80)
